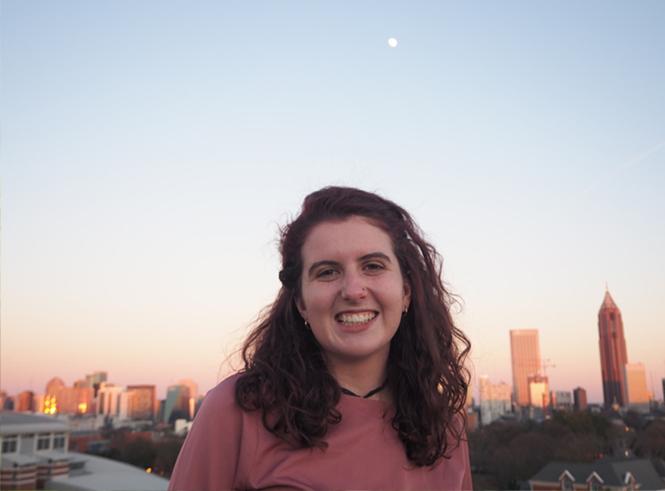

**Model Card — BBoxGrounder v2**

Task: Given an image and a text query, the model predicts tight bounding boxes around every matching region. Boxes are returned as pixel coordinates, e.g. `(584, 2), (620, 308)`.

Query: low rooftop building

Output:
(0, 411), (167, 490)
(529, 459), (665, 491)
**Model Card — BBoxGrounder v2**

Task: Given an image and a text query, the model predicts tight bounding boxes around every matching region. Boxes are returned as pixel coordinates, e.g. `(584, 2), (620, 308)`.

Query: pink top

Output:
(169, 375), (472, 491)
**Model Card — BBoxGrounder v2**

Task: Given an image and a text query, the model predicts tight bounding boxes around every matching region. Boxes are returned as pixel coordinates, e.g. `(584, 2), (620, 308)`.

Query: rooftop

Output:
(600, 289), (619, 312)
(0, 411), (69, 435)
(530, 459), (664, 490)
(47, 451), (168, 491)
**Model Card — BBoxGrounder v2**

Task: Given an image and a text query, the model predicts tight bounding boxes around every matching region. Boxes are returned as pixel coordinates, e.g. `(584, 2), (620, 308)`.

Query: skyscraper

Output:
(478, 376), (511, 425)
(598, 289), (628, 407)
(573, 387), (588, 411)
(624, 363), (649, 411)
(164, 384), (192, 424)
(527, 374), (549, 408)
(510, 329), (541, 407)
(127, 385), (157, 420)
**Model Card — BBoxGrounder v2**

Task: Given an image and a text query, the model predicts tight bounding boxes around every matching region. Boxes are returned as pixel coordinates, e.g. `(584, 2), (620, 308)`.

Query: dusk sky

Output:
(2, 1), (664, 403)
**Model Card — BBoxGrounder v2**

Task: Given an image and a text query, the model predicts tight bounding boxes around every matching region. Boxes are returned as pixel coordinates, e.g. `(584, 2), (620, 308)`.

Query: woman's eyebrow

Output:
(359, 252), (392, 263)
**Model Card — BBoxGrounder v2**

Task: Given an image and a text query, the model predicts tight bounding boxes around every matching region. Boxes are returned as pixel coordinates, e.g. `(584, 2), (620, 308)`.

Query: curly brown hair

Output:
(235, 186), (471, 466)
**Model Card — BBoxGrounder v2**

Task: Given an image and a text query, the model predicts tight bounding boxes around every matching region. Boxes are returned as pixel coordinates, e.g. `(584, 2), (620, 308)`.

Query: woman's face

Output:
(296, 215), (411, 368)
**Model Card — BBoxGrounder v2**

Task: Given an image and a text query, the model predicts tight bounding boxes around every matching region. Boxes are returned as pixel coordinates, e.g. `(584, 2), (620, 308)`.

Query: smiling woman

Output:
(168, 186), (472, 491)
(296, 217), (411, 384)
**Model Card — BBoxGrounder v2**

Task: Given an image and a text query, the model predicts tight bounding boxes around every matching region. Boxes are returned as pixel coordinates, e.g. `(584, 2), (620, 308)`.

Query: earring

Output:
(304, 319), (309, 328)
(403, 306), (408, 314)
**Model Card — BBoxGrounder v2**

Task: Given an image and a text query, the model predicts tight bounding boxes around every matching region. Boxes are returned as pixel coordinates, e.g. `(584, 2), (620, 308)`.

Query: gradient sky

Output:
(2, 1), (664, 403)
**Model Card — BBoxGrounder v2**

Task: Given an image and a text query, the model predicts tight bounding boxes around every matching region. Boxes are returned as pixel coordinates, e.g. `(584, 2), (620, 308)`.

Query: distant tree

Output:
(468, 411), (629, 489)
(633, 420), (665, 459)
(121, 437), (157, 470)
(550, 410), (611, 439)
(623, 410), (645, 430)
(494, 432), (556, 489)
(154, 437), (185, 477)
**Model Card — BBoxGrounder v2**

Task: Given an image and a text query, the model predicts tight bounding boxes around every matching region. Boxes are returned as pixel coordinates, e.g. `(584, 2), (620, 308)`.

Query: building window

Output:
(37, 434), (51, 450)
(53, 434), (66, 449)
(1, 435), (18, 453)
(561, 477), (574, 491)
(588, 478), (602, 491)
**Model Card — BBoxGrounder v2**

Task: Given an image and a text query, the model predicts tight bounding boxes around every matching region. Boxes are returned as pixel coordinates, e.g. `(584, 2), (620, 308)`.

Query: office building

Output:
(164, 384), (192, 424)
(573, 387), (588, 411)
(43, 378), (94, 415)
(97, 383), (132, 420)
(85, 371), (108, 397)
(527, 374), (549, 408)
(624, 363), (649, 411)
(510, 329), (541, 407)
(126, 385), (157, 420)
(478, 376), (511, 425)
(551, 391), (573, 411)
(598, 289), (628, 407)
(15, 391), (35, 412)
(178, 379), (198, 419)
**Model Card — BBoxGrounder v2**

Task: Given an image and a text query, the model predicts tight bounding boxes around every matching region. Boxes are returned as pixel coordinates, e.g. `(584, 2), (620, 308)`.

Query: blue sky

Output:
(2, 1), (664, 402)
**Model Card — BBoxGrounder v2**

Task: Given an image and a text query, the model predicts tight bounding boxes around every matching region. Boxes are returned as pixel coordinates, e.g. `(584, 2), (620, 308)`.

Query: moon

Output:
(387, 37), (398, 48)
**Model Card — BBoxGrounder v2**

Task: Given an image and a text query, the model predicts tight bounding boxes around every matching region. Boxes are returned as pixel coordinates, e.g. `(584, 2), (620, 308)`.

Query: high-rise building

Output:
(551, 391), (573, 411)
(510, 329), (541, 407)
(624, 363), (649, 411)
(164, 384), (192, 424)
(16, 391), (35, 412)
(97, 383), (126, 418)
(126, 385), (157, 420)
(45, 377), (66, 397)
(573, 387), (588, 411)
(598, 289), (628, 407)
(478, 376), (511, 425)
(527, 374), (549, 408)
(85, 371), (108, 397)
(178, 379), (198, 419)
(43, 377), (93, 415)
(662, 378), (665, 403)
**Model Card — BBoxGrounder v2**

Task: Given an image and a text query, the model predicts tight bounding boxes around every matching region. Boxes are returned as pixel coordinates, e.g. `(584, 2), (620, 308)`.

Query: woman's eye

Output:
(364, 262), (385, 272)
(316, 268), (337, 278)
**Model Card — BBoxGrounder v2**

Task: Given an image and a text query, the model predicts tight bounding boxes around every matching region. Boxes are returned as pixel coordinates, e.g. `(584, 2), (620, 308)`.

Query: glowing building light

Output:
(43, 395), (58, 415)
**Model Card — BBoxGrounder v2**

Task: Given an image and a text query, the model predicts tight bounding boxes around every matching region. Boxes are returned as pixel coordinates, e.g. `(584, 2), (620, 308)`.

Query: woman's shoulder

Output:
(196, 372), (243, 416)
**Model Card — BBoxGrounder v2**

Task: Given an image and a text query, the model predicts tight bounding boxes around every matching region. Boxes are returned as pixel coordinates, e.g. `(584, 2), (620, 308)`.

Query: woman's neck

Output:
(326, 352), (390, 401)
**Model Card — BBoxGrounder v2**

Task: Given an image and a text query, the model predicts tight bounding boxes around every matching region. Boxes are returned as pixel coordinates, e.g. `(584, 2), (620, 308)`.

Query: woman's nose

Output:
(341, 272), (367, 301)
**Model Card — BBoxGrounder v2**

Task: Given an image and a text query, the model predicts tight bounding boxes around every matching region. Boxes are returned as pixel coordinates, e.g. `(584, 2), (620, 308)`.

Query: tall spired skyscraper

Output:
(598, 289), (628, 407)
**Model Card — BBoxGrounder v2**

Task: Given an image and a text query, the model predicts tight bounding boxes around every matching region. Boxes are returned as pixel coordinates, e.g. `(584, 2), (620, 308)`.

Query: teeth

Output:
(337, 312), (377, 324)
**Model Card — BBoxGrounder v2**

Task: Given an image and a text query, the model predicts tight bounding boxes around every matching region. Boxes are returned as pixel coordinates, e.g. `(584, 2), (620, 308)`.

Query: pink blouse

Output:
(169, 374), (472, 490)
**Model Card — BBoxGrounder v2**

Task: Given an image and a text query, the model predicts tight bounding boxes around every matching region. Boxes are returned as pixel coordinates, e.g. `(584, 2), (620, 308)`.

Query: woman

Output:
(169, 186), (472, 490)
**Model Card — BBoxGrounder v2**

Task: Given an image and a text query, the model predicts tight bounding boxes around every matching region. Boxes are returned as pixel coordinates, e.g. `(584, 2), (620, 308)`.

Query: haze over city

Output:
(2, 1), (664, 403)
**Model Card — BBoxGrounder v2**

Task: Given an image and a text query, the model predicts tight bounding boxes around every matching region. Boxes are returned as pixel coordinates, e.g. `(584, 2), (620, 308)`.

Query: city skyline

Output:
(2, 2), (664, 403)
(3, 288), (662, 405)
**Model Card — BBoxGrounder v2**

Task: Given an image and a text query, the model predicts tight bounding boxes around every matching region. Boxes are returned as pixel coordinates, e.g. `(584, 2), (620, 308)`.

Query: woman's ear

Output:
(295, 297), (307, 321)
(402, 281), (411, 312)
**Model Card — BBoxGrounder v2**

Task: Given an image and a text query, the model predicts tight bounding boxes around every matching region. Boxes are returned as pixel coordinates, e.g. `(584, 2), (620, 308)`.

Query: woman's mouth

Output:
(335, 311), (378, 328)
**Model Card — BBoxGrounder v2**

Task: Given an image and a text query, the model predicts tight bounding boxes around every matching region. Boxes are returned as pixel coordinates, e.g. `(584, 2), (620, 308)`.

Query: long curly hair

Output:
(235, 186), (471, 466)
